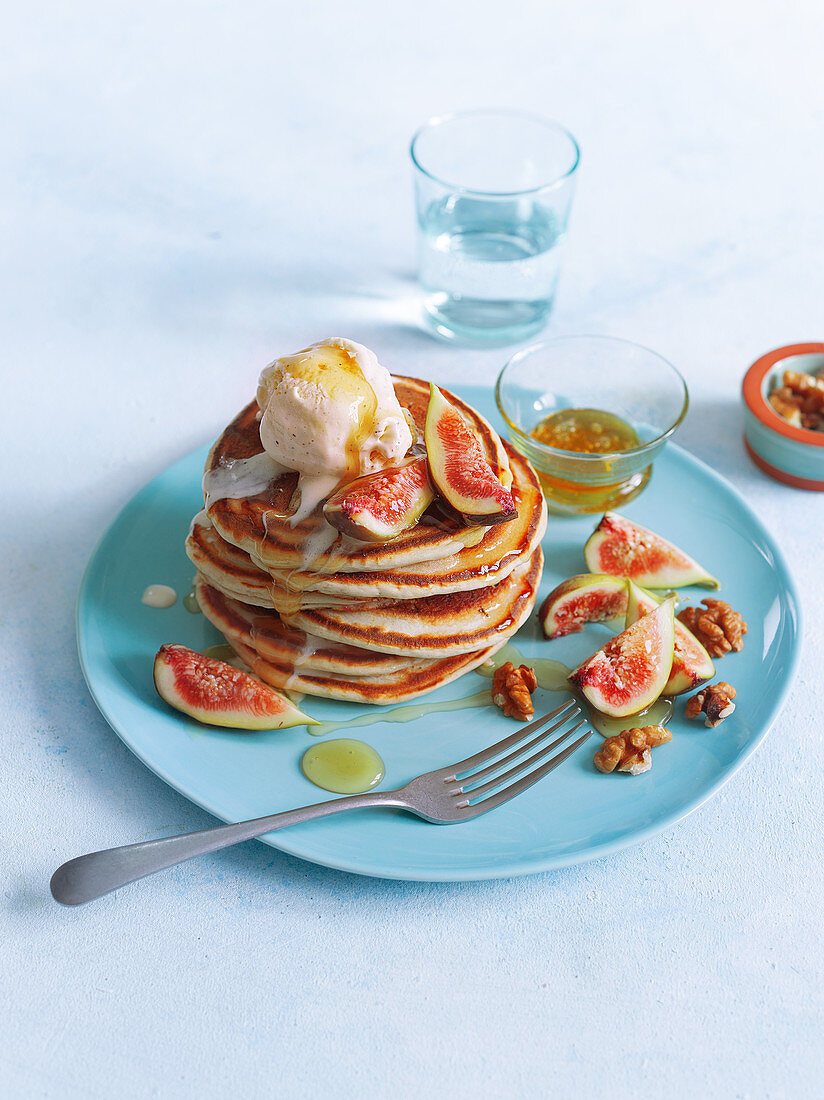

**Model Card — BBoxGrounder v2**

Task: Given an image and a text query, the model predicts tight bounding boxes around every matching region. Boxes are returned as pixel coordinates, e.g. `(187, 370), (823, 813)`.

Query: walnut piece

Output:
(769, 388), (803, 426)
(685, 681), (736, 727)
(769, 369), (824, 431)
(593, 725), (673, 776)
(492, 661), (538, 721)
(784, 369), (824, 408)
(677, 598), (747, 658)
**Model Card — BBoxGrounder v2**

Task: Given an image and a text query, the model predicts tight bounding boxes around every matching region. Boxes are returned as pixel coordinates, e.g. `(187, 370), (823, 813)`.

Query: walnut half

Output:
(593, 725), (673, 776)
(685, 682), (736, 727)
(677, 599), (747, 658)
(492, 662), (538, 721)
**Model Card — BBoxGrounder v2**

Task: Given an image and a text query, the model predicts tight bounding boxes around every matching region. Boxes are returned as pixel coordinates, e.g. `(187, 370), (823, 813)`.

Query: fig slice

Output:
(154, 643), (317, 729)
(624, 582), (715, 696)
(539, 574), (628, 640)
(323, 456), (434, 542)
(569, 595), (676, 718)
(424, 383), (517, 526)
(584, 512), (720, 589)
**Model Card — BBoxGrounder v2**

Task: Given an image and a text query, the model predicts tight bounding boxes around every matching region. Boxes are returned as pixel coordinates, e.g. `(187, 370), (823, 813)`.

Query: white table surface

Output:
(2, 1), (823, 1096)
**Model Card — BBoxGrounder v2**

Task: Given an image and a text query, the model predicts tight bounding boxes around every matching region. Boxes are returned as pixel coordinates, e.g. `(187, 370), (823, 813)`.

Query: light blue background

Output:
(2, 2), (822, 1097)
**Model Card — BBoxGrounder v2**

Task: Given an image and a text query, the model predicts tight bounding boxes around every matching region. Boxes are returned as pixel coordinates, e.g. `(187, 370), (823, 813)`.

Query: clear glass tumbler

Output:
(410, 110), (580, 347)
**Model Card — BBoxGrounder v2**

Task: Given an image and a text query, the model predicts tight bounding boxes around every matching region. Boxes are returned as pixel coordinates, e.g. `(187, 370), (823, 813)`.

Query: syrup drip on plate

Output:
(308, 645), (570, 738)
(183, 587), (202, 614)
(475, 642), (571, 692)
(201, 644), (247, 670)
(309, 689), (494, 739)
(585, 696), (674, 738)
(141, 584), (177, 608)
(304, 640), (673, 742)
(301, 739), (385, 794)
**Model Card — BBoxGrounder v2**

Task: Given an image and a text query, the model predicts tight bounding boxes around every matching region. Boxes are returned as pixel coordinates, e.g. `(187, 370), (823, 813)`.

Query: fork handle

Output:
(50, 789), (405, 905)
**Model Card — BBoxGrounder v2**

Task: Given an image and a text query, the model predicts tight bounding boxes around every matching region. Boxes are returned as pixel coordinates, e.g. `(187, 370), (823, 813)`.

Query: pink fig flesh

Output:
(424, 383), (516, 526)
(323, 457), (434, 542)
(569, 596), (676, 718)
(624, 582), (715, 695)
(153, 643), (317, 729)
(540, 574), (628, 639)
(584, 512), (719, 589)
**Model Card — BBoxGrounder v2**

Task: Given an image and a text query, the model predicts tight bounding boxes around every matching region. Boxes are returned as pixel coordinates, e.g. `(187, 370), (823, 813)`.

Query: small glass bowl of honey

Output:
(496, 336), (689, 514)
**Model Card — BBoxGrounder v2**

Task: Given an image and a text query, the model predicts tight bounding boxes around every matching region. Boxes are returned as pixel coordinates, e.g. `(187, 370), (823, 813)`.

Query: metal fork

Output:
(51, 699), (590, 905)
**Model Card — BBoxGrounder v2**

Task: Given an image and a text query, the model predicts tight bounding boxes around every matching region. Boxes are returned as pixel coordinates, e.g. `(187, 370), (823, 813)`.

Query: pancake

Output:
(231, 640), (499, 705)
(203, 377), (511, 576)
(186, 511), (381, 613)
(197, 576), (501, 704)
(281, 547), (542, 657)
(195, 577), (415, 675)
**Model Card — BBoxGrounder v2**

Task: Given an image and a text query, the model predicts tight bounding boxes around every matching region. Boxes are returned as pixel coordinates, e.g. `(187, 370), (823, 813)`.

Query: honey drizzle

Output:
(308, 645), (570, 738)
(309, 690), (494, 738)
(292, 343), (378, 479)
(304, 642), (674, 743)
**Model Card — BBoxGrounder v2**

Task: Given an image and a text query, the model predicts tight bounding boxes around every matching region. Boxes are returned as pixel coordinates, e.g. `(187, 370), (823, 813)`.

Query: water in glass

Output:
(418, 195), (564, 345)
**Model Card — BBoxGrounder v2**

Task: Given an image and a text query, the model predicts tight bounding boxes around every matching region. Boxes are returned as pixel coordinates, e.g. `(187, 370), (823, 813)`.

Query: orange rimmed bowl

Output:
(742, 342), (824, 491)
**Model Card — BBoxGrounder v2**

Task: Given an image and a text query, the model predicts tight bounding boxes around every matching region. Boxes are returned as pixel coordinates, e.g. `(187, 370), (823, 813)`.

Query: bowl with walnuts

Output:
(742, 341), (824, 491)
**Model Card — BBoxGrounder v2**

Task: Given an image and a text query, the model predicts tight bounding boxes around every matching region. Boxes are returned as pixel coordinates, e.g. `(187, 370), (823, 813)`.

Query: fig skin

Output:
(584, 512), (720, 589)
(154, 643), (317, 730)
(540, 574), (628, 640)
(624, 582), (715, 696)
(323, 457), (434, 543)
(424, 383), (516, 527)
(569, 596), (676, 718)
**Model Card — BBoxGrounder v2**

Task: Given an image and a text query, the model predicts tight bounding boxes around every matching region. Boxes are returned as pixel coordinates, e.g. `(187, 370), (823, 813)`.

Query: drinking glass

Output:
(410, 110), (580, 346)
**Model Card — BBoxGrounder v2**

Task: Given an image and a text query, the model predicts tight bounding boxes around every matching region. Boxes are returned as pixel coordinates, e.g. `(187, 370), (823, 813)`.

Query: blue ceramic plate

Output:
(77, 387), (801, 880)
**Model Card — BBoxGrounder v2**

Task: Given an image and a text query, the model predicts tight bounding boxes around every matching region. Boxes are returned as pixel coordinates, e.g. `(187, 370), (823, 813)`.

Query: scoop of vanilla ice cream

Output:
(256, 338), (413, 479)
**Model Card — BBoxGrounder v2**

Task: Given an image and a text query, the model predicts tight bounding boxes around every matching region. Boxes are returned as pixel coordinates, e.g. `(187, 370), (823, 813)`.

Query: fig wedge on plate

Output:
(569, 595), (676, 718)
(323, 456), (434, 542)
(624, 582), (715, 695)
(424, 383), (516, 526)
(154, 643), (317, 729)
(584, 512), (720, 589)
(539, 574), (628, 639)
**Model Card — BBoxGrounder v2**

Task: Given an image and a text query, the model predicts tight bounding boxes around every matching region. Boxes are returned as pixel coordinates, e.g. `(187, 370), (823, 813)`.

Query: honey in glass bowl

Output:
(529, 407), (648, 511)
(496, 337), (689, 516)
(531, 408), (640, 454)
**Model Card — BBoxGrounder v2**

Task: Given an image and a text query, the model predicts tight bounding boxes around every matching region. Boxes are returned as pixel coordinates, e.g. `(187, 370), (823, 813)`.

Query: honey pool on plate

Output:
(301, 739), (386, 794)
(529, 407), (650, 513)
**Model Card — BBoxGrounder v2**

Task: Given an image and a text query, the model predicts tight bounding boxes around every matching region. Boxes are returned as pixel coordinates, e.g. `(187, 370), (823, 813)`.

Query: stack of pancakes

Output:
(186, 376), (546, 704)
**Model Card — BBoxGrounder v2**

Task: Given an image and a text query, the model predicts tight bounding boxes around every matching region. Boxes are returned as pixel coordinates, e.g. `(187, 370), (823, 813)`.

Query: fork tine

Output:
(448, 706), (583, 791)
(463, 726), (593, 815)
(440, 699), (579, 779)
(456, 717), (588, 798)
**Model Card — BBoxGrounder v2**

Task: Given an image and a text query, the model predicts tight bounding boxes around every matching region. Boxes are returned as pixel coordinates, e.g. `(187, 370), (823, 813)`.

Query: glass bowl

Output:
(496, 336), (689, 514)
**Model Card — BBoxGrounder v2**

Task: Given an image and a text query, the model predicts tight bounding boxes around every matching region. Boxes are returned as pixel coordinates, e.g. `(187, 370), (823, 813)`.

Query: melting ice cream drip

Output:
(202, 452), (286, 508)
